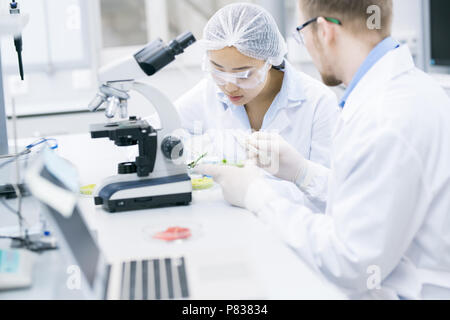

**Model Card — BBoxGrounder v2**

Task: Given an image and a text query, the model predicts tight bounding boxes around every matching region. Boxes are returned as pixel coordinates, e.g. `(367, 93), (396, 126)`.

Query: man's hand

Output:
(246, 132), (307, 183)
(195, 164), (264, 209)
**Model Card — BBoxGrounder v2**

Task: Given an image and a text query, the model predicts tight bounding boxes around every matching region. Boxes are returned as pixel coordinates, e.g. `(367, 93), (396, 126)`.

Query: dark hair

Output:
(272, 61), (286, 71)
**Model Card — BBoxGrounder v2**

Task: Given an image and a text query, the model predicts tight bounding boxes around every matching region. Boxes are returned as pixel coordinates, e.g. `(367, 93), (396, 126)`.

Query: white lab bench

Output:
(0, 133), (346, 300)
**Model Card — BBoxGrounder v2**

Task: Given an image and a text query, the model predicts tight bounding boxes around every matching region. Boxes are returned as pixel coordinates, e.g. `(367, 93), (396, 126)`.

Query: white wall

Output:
(391, 0), (424, 69)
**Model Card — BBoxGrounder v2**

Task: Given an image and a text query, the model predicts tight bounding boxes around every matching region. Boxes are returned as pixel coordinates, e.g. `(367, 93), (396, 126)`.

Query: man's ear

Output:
(316, 16), (336, 46)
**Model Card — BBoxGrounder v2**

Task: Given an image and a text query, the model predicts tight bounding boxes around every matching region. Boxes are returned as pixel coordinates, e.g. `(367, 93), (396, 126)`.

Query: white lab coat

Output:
(246, 45), (450, 299)
(174, 61), (339, 210)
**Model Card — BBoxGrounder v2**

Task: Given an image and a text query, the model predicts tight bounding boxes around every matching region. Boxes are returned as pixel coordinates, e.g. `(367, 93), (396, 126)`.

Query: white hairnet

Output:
(201, 3), (288, 66)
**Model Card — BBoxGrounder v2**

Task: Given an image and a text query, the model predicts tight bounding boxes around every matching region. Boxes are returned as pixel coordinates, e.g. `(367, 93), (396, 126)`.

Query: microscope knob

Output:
(161, 137), (184, 160)
(118, 162), (137, 175)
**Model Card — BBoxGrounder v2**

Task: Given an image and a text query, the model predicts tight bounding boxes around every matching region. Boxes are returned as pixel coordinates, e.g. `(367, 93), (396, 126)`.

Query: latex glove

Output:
(195, 164), (264, 209)
(246, 132), (308, 184)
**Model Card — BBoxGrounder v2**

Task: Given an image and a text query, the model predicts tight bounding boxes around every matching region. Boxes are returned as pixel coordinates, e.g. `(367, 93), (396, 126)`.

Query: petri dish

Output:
(142, 221), (202, 244)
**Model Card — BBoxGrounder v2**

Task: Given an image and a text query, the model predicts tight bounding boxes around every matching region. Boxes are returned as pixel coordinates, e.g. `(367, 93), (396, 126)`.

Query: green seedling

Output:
(188, 153), (208, 169)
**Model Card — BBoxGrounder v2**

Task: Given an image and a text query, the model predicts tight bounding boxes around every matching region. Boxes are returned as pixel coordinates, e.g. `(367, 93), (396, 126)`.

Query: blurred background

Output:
(0, 0), (449, 139)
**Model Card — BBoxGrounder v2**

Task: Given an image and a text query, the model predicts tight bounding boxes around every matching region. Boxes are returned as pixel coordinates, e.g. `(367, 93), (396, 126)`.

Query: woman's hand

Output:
(246, 132), (307, 183)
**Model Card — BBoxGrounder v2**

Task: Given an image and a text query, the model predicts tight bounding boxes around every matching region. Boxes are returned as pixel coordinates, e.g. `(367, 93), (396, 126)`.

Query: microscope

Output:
(88, 32), (196, 213)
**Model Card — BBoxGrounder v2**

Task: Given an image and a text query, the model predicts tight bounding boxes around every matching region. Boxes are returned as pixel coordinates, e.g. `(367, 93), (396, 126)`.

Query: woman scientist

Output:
(175, 3), (339, 169)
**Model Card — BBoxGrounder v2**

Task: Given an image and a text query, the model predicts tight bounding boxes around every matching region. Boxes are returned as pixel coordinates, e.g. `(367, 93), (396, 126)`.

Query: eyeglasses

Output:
(202, 57), (271, 89)
(293, 17), (342, 45)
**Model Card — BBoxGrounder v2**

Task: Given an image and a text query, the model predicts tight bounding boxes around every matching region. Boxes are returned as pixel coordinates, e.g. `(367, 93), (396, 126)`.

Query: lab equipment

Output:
(0, 249), (35, 290)
(142, 220), (203, 244)
(187, 152), (208, 169)
(26, 152), (190, 299)
(0, 8), (29, 37)
(201, 3), (288, 66)
(0, 2), (29, 238)
(0, 138), (57, 201)
(0, 1), (29, 156)
(26, 146), (79, 218)
(153, 227), (192, 242)
(0, 131), (58, 252)
(80, 184), (96, 196)
(191, 177), (214, 191)
(9, 0), (24, 80)
(88, 32), (196, 119)
(0, 183), (28, 199)
(9, 232), (58, 253)
(88, 33), (196, 213)
(24, 144), (288, 300)
(80, 176), (214, 195)
(0, 51), (6, 156)
(25, 138), (58, 151)
(90, 117), (192, 212)
(220, 159), (245, 168)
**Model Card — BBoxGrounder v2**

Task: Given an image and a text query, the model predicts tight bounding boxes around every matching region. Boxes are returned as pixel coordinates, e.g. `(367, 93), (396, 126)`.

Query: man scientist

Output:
(197, 0), (450, 299)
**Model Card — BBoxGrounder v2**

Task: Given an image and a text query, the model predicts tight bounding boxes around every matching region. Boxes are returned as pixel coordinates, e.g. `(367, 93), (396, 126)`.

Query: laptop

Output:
(45, 204), (190, 300)
(25, 147), (264, 300)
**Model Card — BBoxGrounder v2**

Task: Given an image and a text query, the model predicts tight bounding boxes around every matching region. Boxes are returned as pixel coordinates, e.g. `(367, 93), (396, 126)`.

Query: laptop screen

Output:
(45, 204), (101, 288)
(37, 155), (101, 289)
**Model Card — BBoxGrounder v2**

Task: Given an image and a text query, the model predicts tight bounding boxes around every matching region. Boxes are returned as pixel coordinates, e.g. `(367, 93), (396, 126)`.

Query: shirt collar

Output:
(339, 36), (400, 108)
(215, 60), (306, 111)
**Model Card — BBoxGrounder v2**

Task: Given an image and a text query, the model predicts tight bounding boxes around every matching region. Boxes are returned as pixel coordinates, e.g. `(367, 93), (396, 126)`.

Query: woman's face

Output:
(207, 47), (270, 106)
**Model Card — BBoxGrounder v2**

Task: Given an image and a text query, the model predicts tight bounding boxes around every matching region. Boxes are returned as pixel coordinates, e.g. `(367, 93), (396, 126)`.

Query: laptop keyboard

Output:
(118, 257), (189, 300)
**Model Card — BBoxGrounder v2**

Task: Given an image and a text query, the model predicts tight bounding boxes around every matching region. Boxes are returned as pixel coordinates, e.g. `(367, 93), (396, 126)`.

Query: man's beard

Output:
(320, 73), (342, 87)
(313, 33), (343, 87)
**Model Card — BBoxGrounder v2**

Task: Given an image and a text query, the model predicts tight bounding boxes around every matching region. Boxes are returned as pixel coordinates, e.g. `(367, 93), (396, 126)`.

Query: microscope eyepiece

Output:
(134, 32), (197, 76)
(169, 32), (197, 55)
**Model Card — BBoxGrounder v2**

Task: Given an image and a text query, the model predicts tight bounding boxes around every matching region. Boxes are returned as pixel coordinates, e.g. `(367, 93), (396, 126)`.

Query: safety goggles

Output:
(202, 58), (271, 89)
